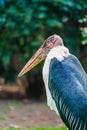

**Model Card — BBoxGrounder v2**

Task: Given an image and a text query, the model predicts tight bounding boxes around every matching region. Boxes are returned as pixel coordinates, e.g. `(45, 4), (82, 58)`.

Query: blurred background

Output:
(0, 0), (87, 100)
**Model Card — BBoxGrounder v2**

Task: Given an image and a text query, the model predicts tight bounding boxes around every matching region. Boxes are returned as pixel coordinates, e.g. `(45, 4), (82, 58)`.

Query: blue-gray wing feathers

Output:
(48, 55), (87, 130)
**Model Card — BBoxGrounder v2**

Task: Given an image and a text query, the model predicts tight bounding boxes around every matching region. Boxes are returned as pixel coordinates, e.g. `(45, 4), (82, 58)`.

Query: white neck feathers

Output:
(46, 46), (70, 62)
(42, 46), (70, 114)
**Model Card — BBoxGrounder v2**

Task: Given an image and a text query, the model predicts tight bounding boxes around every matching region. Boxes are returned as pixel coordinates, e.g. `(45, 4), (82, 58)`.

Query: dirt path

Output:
(0, 100), (64, 128)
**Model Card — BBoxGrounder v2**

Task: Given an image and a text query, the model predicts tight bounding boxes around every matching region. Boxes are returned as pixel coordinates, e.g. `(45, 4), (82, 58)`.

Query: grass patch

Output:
(8, 100), (23, 108)
(0, 126), (66, 130)
(0, 127), (21, 130)
(0, 116), (6, 120)
(28, 126), (66, 130)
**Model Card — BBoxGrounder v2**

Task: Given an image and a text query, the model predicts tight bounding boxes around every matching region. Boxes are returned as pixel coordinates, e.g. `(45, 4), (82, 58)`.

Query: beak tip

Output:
(17, 73), (21, 78)
(17, 71), (23, 78)
(17, 68), (28, 78)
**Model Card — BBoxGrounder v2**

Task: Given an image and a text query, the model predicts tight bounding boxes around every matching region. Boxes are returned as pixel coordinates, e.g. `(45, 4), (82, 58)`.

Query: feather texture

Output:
(43, 46), (70, 114)
(43, 46), (87, 130)
(48, 56), (87, 130)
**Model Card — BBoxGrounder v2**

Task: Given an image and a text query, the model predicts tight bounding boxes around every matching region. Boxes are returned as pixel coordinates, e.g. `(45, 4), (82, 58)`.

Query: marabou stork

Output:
(18, 34), (87, 130)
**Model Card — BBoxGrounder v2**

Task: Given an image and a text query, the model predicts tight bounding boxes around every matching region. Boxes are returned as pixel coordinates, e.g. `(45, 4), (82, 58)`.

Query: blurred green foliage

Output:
(79, 15), (87, 72)
(0, 0), (87, 81)
(80, 15), (87, 45)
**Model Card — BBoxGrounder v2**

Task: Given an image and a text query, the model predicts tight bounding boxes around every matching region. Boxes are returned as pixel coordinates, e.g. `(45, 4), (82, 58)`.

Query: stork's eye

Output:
(42, 40), (53, 49)
(46, 40), (53, 49)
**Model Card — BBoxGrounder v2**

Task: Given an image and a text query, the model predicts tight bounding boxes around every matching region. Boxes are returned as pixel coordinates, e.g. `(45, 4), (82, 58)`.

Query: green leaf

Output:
(47, 19), (63, 28)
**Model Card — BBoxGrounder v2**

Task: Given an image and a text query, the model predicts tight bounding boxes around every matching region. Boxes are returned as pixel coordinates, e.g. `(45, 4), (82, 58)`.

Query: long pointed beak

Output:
(18, 47), (46, 77)
(18, 34), (64, 77)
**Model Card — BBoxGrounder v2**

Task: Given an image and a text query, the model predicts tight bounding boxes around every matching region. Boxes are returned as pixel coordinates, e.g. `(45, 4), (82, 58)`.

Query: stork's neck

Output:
(46, 46), (70, 62)
(42, 46), (70, 113)
(43, 46), (70, 87)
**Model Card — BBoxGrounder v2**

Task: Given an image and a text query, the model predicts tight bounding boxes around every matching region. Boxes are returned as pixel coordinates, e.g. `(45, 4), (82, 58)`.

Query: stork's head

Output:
(18, 34), (64, 77)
